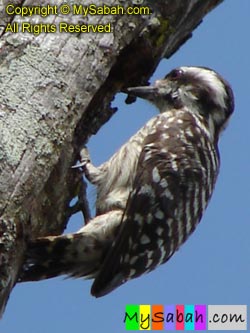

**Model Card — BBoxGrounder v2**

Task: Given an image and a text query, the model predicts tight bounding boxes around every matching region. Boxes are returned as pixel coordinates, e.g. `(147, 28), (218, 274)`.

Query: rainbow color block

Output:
(124, 304), (206, 330)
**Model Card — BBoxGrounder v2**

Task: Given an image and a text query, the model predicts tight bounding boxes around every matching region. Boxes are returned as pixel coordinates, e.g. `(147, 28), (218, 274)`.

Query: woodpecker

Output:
(20, 66), (234, 298)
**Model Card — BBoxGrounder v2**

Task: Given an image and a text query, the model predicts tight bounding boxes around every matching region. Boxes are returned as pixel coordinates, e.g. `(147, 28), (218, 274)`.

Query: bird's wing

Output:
(91, 116), (204, 297)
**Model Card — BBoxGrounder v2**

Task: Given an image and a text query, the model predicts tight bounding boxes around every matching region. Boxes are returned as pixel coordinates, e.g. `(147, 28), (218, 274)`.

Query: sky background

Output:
(1, 1), (250, 332)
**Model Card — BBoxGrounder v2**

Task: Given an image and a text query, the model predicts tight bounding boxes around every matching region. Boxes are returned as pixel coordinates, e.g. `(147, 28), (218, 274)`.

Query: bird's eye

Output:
(167, 69), (184, 80)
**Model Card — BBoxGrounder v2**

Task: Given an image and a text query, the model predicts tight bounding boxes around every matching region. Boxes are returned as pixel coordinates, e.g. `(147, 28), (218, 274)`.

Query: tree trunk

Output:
(0, 0), (223, 316)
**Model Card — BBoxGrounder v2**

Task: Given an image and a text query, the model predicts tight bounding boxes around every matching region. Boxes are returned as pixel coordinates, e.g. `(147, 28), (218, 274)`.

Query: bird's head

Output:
(126, 66), (234, 138)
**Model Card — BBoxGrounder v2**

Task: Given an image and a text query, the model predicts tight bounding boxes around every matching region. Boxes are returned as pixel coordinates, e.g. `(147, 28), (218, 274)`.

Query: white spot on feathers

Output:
(152, 167), (161, 183)
(140, 234), (151, 245)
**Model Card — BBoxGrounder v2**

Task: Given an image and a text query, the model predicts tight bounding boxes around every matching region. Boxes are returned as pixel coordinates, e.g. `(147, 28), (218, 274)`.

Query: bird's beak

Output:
(124, 85), (159, 101)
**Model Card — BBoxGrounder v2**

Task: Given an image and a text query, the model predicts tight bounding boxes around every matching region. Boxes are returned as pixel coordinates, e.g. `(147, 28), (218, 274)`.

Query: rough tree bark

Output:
(0, 0), (223, 317)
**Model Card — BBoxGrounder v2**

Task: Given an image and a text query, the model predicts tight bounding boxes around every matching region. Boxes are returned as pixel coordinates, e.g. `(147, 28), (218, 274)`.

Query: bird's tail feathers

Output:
(19, 233), (103, 282)
(19, 210), (123, 283)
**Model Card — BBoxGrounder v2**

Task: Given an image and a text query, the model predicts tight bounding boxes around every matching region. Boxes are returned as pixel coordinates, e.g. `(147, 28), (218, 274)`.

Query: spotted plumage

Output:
(19, 67), (234, 298)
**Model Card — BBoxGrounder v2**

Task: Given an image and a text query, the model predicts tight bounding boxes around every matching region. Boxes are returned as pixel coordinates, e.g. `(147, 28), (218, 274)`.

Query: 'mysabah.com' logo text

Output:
(124, 304), (247, 330)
